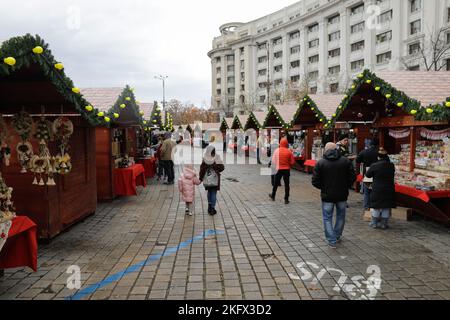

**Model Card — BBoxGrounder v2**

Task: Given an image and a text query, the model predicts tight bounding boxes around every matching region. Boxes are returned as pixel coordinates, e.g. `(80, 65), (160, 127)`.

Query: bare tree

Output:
(402, 27), (450, 71)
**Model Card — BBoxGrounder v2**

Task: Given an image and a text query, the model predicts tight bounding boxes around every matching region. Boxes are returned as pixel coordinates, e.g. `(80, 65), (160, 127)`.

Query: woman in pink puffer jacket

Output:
(178, 164), (201, 216)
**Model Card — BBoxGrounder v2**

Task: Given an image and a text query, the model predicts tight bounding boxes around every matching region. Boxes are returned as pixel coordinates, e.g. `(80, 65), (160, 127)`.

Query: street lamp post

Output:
(154, 75), (168, 113)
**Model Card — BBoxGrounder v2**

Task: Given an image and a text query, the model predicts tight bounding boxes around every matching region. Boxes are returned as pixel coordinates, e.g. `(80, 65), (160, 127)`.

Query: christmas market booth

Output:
(244, 111), (267, 158)
(0, 34), (105, 240)
(227, 115), (245, 154)
(81, 86), (149, 201)
(329, 69), (450, 226)
(289, 94), (343, 171)
(263, 103), (298, 146)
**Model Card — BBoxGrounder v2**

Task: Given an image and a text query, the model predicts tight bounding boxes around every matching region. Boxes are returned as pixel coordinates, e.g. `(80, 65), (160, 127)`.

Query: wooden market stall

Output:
(290, 94), (343, 171)
(329, 69), (450, 226)
(0, 34), (103, 239)
(81, 86), (148, 201)
(244, 111), (267, 158)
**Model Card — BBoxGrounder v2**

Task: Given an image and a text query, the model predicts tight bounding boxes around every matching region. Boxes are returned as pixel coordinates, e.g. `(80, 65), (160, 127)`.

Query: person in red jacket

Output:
(269, 138), (295, 204)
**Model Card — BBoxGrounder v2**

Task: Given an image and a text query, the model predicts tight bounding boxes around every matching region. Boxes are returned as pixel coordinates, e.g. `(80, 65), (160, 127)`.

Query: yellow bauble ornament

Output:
(120, 104), (126, 109)
(104, 117), (111, 122)
(140, 111), (145, 116)
(113, 113), (119, 118)
(397, 102), (404, 107)
(4, 57), (16, 66)
(386, 94), (392, 99)
(351, 85), (356, 89)
(153, 120), (157, 123)
(32, 46), (44, 54)
(72, 87), (80, 94)
(55, 63), (64, 70)
(338, 105), (342, 110)
(358, 73), (364, 78)
(97, 112), (104, 117)
(426, 108), (434, 114)
(366, 80), (372, 84)
(125, 97), (131, 101)
(410, 110), (417, 115)
(332, 114), (336, 117)
(85, 105), (93, 112)
(375, 87), (381, 91)
(143, 121), (147, 124)
(344, 95), (348, 98)
(445, 101), (450, 107)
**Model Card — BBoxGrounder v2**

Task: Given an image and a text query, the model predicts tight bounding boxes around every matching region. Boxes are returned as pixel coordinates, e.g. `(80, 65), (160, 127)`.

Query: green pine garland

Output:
(329, 69), (450, 127)
(232, 115), (244, 130)
(263, 105), (292, 129)
(291, 96), (329, 128)
(0, 34), (103, 127)
(220, 118), (229, 131)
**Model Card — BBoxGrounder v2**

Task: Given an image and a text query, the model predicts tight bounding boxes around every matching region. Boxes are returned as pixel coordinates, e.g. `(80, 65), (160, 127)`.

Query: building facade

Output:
(208, 0), (450, 116)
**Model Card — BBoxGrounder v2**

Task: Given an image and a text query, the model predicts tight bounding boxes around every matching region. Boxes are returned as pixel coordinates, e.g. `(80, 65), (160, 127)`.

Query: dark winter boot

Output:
(379, 218), (389, 230)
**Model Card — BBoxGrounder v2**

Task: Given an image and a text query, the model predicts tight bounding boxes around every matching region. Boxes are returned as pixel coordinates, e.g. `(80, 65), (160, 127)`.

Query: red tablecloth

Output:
(357, 174), (363, 182)
(395, 184), (450, 203)
(114, 164), (147, 196)
(0, 216), (38, 272)
(137, 157), (157, 178)
(304, 160), (317, 167)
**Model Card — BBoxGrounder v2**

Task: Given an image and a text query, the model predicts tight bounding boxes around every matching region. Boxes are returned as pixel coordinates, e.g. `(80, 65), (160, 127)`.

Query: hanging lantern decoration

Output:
(3, 57), (16, 66)
(54, 63), (64, 70)
(32, 46), (44, 54)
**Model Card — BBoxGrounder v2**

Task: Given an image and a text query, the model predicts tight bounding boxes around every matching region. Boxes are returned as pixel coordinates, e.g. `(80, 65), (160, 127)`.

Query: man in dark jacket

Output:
(312, 143), (356, 248)
(356, 138), (380, 211)
(365, 148), (396, 229)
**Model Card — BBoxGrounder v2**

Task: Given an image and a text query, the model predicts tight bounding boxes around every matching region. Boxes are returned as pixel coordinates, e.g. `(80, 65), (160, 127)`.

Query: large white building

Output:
(208, 0), (450, 116)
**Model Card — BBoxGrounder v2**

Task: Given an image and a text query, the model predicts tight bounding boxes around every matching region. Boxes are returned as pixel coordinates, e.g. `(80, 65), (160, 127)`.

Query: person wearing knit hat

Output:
(312, 139), (356, 248)
(336, 133), (356, 160)
(365, 147), (396, 229)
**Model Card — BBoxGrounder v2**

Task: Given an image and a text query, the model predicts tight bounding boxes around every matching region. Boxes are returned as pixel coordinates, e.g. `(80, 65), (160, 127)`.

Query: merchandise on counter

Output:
(414, 139), (450, 174)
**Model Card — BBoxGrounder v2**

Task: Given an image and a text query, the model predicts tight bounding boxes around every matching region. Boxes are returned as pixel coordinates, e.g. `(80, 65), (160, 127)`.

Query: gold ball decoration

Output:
(4, 57), (16, 66)
(32, 46), (44, 54)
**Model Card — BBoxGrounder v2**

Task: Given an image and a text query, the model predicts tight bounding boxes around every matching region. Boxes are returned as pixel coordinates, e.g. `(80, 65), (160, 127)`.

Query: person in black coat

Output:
(365, 148), (396, 229)
(312, 143), (356, 248)
(356, 138), (380, 211)
(199, 146), (225, 216)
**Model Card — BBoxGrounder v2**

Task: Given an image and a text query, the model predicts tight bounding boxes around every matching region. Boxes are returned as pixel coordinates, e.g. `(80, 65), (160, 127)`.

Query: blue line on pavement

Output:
(66, 229), (224, 300)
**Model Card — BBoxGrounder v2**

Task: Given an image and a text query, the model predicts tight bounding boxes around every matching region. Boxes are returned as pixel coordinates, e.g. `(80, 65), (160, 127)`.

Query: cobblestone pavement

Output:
(1, 156), (450, 300)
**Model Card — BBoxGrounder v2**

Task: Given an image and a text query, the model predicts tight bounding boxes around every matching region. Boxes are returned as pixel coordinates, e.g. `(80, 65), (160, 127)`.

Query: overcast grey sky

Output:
(0, 0), (297, 108)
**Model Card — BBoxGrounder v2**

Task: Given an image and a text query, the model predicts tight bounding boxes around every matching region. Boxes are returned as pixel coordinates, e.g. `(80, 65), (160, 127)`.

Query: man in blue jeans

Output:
(312, 143), (356, 248)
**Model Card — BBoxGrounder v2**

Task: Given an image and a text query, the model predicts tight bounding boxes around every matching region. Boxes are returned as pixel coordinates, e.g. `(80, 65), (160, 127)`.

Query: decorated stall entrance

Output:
(82, 86), (149, 201)
(0, 34), (104, 239)
(244, 111), (267, 159)
(329, 70), (450, 226)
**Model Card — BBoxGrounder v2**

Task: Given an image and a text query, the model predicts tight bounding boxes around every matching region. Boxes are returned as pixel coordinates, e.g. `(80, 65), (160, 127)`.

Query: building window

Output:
(274, 51), (283, 59)
(227, 88), (235, 95)
(216, 78), (221, 85)
(408, 65), (420, 71)
(351, 22), (365, 34)
(258, 56), (267, 63)
(378, 10), (393, 24)
(448, 8), (450, 22)
(350, 3), (364, 16)
(411, 0), (421, 13)
(240, 47), (245, 55)
(328, 65), (340, 75)
(274, 79), (283, 86)
(291, 75), (300, 83)
(310, 87), (318, 94)
(447, 33), (450, 44)
(308, 55), (319, 64)
(308, 71), (319, 80)
(226, 55), (235, 62)
(259, 82), (267, 89)
(329, 31), (341, 42)
(241, 85), (245, 91)
(376, 51), (392, 64)
(409, 42), (421, 55)
(290, 45), (301, 54)
(216, 67), (221, 73)
(376, 30), (392, 44)
(258, 43), (267, 50)
(351, 40), (365, 52)
(227, 65), (234, 72)
(216, 57), (221, 63)
(330, 83), (339, 93)
(410, 20), (421, 35)
(229, 99), (235, 105)
(227, 76), (235, 84)
(328, 48), (340, 58)
(273, 37), (282, 46)
(351, 59), (365, 71)
(328, 14), (340, 25)
(308, 23), (319, 33)
(309, 39), (319, 48)
(259, 95), (266, 103)
(216, 89), (221, 95)
(274, 65), (283, 72)
(240, 72), (245, 81)
(289, 31), (300, 40)
(258, 69), (267, 76)
(290, 60), (300, 68)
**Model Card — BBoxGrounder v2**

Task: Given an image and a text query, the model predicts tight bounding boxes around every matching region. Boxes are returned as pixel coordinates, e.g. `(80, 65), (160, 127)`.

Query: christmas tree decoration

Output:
(54, 63), (64, 70)
(358, 73), (364, 78)
(12, 111), (34, 173)
(397, 102), (404, 107)
(120, 104), (126, 109)
(386, 94), (392, 99)
(72, 87), (80, 94)
(85, 105), (93, 112)
(426, 108), (434, 114)
(3, 57), (16, 66)
(351, 85), (356, 89)
(113, 113), (119, 118)
(410, 110), (417, 115)
(104, 117), (111, 122)
(143, 121), (147, 125)
(366, 80), (372, 84)
(125, 97), (131, 101)
(53, 117), (74, 175)
(32, 46), (44, 54)
(446, 101), (450, 107)
(97, 111), (104, 117)
(375, 87), (381, 91)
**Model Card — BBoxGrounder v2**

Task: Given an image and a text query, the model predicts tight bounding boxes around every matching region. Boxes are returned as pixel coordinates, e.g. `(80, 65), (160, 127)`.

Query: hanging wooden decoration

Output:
(419, 127), (450, 141)
(12, 111), (34, 173)
(53, 117), (74, 175)
(0, 116), (11, 166)
(388, 128), (410, 139)
(30, 117), (56, 186)
(0, 173), (15, 254)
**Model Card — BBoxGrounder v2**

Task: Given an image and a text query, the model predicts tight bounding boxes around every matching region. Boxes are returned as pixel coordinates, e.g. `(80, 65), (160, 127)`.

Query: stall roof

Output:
(192, 122), (220, 131)
(307, 94), (344, 119)
(225, 117), (234, 128)
(375, 71), (450, 107)
(274, 103), (299, 124)
(245, 111), (267, 129)
(80, 88), (123, 112)
(137, 102), (154, 120)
